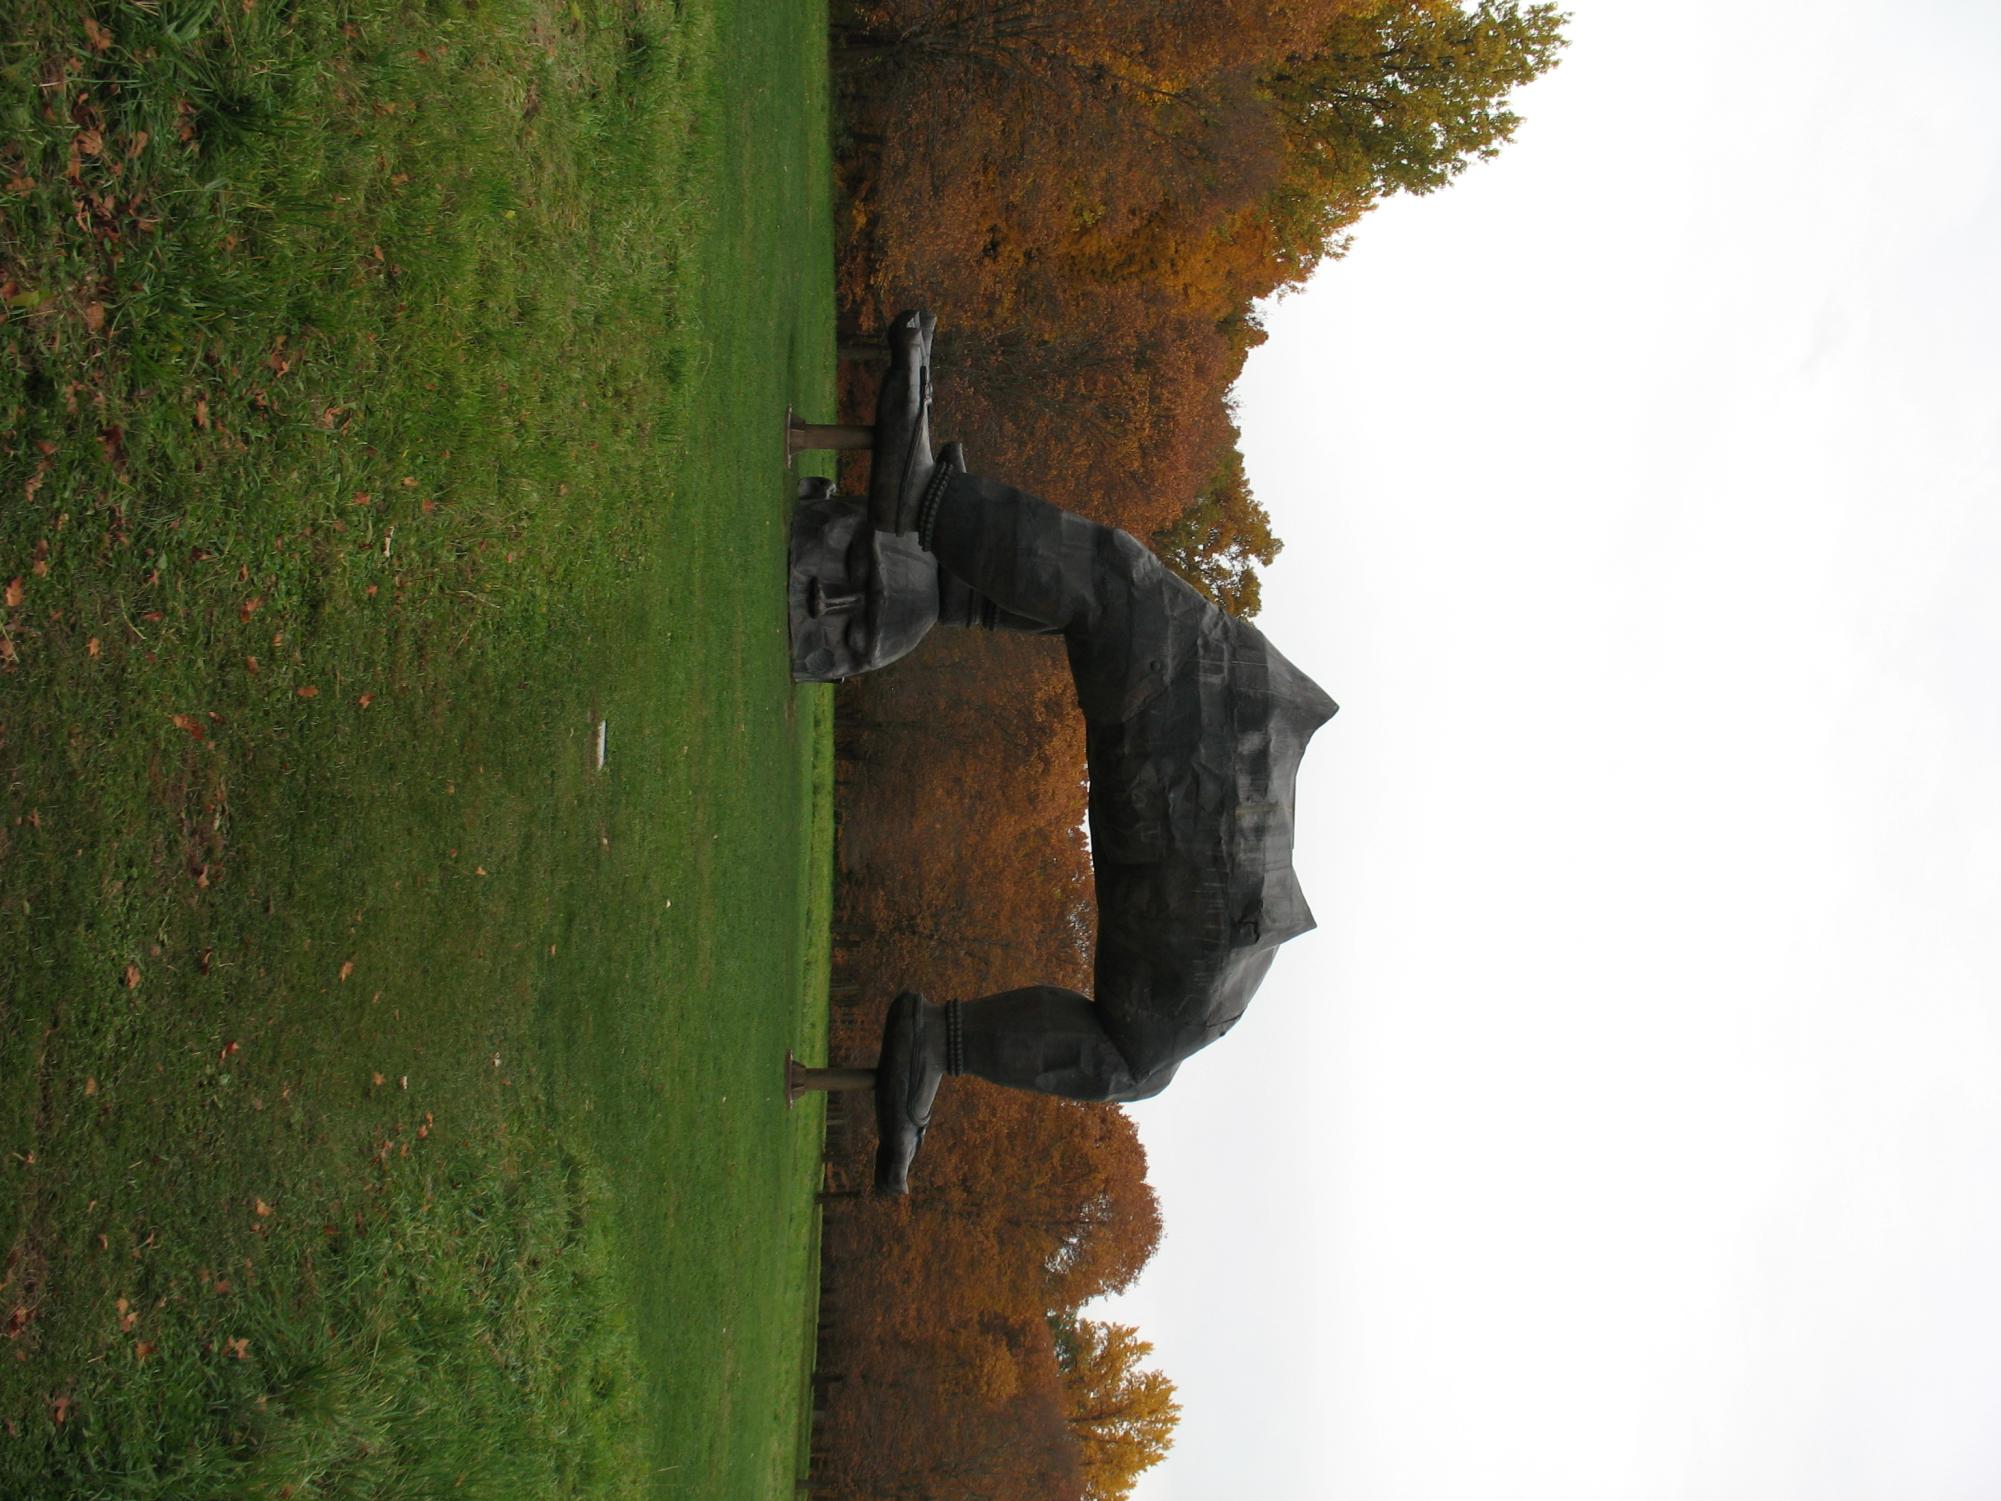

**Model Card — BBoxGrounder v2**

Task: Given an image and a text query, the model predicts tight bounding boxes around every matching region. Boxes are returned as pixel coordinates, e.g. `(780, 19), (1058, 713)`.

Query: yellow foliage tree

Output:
(1053, 1318), (1182, 1501)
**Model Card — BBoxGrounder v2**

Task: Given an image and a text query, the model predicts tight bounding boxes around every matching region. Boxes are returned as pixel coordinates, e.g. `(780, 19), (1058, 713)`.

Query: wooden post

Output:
(786, 1050), (877, 1106)
(786, 406), (875, 462)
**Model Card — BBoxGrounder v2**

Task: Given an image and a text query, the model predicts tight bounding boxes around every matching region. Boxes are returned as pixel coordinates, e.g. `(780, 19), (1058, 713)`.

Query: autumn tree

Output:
(1153, 441), (1281, 617)
(1260, 0), (1569, 274)
(1051, 1317), (1182, 1501)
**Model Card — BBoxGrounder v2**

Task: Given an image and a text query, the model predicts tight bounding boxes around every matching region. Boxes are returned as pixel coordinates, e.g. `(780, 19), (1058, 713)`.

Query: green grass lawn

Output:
(0, 1), (834, 1495)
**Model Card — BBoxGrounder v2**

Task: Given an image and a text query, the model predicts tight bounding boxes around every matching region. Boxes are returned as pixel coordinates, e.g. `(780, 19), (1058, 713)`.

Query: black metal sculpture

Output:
(787, 311), (1335, 1194)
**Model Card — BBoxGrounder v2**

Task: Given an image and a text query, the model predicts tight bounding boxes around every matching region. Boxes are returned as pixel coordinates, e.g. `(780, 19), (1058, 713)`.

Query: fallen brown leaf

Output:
(356, 692), (374, 708)
(87, 637), (101, 658)
(170, 713), (205, 740)
(133, 1340), (156, 1362)
(123, 963), (140, 990)
(295, 685), (318, 699)
(253, 1199), (271, 1217)
(338, 960), (354, 983)
(84, 16), (112, 51)
(239, 595), (260, 621)
(83, 302), (106, 333)
(4, 578), (21, 608)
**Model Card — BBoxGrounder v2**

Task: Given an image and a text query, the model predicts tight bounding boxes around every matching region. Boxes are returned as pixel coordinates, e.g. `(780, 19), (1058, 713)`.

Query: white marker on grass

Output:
(595, 720), (607, 770)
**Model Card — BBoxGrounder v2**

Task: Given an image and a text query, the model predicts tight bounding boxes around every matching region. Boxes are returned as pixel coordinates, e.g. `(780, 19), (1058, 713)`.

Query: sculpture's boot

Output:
(867, 309), (939, 533)
(873, 990), (949, 1195)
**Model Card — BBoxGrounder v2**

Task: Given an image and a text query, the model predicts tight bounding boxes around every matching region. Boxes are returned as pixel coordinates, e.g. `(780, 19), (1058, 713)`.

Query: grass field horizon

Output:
(1, 2), (834, 1495)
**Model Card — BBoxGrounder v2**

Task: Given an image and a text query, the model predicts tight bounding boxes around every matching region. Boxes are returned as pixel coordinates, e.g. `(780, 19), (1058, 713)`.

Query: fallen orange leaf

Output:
(295, 686), (318, 699)
(4, 577), (22, 608)
(170, 713), (205, 740)
(339, 960), (354, 983)
(123, 964), (140, 990)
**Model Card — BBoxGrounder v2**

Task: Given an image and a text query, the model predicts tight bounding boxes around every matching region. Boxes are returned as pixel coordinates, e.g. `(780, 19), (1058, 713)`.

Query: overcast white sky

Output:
(1097, 3), (2001, 1498)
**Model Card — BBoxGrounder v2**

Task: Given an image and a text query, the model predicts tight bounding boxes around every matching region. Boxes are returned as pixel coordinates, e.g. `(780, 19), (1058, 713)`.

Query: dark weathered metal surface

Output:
(797, 310), (1336, 1191)
(926, 471), (1336, 1101)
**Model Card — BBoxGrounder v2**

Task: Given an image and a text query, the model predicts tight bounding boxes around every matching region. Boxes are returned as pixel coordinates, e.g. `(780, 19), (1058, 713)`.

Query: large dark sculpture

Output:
(788, 311), (1335, 1194)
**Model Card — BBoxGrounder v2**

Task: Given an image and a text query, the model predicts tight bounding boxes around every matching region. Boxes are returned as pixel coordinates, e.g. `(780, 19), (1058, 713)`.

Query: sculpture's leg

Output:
(950, 989), (1174, 1104)
(920, 470), (1129, 641)
(936, 567), (1062, 635)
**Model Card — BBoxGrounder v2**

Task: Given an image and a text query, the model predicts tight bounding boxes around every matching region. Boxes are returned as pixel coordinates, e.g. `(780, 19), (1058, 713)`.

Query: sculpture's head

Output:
(788, 477), (942, 683)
